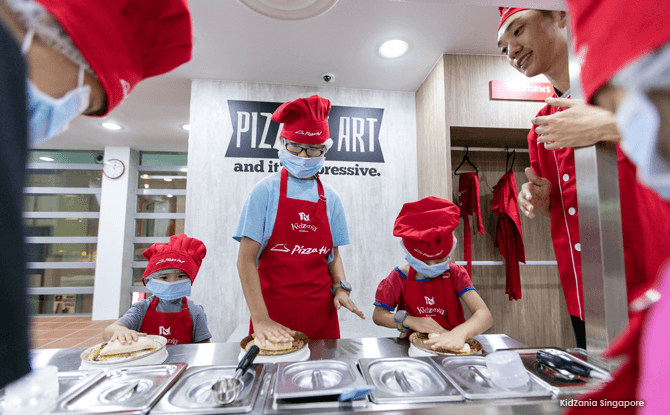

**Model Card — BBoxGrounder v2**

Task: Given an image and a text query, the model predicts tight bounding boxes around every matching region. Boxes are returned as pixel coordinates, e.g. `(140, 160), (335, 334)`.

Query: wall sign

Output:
(225, 100), (385, 163)
(490, 80), (554, 101)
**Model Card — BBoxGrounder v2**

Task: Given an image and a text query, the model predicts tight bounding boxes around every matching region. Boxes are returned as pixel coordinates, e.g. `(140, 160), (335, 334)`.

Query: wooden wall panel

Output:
(450, 149), (575, 349)
(443, 55), (547, 129)
(415, 57), (450, 199)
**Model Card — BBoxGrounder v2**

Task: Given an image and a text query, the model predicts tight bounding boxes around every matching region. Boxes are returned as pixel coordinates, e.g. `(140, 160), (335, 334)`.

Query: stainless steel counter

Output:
(30, 335), (568, 414)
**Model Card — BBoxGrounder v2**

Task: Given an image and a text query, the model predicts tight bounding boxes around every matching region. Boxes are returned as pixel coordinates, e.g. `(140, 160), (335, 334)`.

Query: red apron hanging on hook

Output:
(492, 169), (525, 300)
(458, 172), (484, 276)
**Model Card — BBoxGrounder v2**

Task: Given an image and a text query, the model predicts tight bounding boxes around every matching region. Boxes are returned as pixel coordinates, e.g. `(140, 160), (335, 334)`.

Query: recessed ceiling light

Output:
(379, 39), (408, 58)
(39, 156), (54, 162)
(141, 174), (150, 179)
(101, 122), (122, 130)
(144, 184), (149, 189)
(182, 124), (191, 131)
(180, 168), (188, 172)
(167, 194), (173, 198)
(163, 178), (173, 182)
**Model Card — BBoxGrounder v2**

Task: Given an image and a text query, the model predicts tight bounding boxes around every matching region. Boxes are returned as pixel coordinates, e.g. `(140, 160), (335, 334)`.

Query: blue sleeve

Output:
(327, 187), (350, 247)
(233, 180), (270, 243)
(117, 300), (150, 331)
(459, 286), (476, 297)
(189, 303), (212, 343)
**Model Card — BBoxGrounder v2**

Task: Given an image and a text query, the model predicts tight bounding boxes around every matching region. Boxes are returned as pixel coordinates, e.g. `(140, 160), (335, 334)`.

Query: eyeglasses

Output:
(283, 138), (327, 158)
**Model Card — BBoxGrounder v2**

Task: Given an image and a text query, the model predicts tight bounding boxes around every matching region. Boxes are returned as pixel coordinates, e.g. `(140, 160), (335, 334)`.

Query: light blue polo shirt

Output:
(233, 172), (350, 264)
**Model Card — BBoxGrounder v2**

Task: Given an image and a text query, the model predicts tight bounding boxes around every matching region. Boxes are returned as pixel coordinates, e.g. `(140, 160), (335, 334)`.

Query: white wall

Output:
(187, 81), (417, 342)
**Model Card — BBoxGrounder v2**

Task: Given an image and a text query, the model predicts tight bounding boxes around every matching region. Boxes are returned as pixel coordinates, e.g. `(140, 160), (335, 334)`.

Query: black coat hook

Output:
(505, 146), (516, 173)
(454, 145), (479, 175)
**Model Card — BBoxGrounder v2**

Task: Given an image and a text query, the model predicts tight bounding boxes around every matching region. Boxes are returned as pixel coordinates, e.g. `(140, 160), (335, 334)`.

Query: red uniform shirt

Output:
(528, 96), (583, 319)
(529, 93), (670, 320)
(374, 264), (474, 325)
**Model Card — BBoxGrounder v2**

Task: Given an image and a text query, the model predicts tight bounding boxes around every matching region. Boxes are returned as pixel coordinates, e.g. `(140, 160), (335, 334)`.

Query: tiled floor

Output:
(30, 316), (116, 350)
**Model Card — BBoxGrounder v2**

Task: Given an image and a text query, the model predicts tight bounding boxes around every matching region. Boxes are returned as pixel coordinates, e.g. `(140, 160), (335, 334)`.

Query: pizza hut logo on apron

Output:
(225, 100), (385, 163)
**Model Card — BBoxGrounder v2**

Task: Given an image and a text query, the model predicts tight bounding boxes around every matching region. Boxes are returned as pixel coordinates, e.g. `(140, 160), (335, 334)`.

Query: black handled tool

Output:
(536, 350), (608, 380)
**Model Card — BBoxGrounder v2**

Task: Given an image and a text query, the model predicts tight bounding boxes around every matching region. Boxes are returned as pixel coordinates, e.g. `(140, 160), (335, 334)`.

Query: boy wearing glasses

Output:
(234, 95), (364, 347)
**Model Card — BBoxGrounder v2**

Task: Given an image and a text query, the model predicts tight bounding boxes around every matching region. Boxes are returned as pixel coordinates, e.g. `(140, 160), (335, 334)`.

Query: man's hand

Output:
(110, 328), (146, 345)
(334, 289), (365, 319)
(533, 98), (621, 150)
(251, 316), (295, 348)
(518, 168), (551, 219)
(423, 330), (468, 351)
(404, 316), (446, 335)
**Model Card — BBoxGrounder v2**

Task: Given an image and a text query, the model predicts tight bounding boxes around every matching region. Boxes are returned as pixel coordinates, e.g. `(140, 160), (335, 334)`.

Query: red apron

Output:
(139, 296), (193, 344)
(403, 267), (466, 335)
(492, 170), (525, 300)
(458, 172), (484, 276)
(252, 168), (339, 340)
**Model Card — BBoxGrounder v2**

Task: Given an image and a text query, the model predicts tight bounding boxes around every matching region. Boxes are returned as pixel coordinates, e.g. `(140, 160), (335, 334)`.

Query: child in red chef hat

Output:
(102, 234), (212, 345)
(373, 197), (493, 351)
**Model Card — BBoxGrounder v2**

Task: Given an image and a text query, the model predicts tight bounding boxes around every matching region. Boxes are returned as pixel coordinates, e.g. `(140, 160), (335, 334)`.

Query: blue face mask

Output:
(401, 240), (453, 279)
(617, 90), (670, 200)
(21, 29), (90, 148)
(146, 279), (191, 301)
(278, 149), (325, 179)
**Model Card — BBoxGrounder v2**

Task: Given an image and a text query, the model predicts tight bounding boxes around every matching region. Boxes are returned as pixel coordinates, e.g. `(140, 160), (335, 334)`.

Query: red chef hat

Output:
(394, 197), (461, 261)
(142, 234), (207, 285)
(498, 7), (527, 31)
(35, 0), (193, 115)
(272, 95), (331, 145)
(567, 0), (670, 103)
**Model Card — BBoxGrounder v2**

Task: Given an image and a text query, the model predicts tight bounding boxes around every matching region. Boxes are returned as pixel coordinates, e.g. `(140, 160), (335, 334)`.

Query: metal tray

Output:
(434, 356), (552, 400)
(151, 364), (266, 414)
(1, 370), (104, 414)
(506, 347), (611, 397)
(274, 359), (368, 399)
(262, 367), (368, 412)
(47, 363), (187, 415)
(359, 357), (463, 404)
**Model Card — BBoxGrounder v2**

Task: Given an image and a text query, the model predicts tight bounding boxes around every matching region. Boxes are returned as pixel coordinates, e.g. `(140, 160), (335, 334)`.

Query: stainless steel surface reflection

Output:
(33, 335), (570, 414)
(435, 356), (552, 400)
(151, 365), (265, 414)
(275, 360), (367, 399)
(360, 357), (462, 403)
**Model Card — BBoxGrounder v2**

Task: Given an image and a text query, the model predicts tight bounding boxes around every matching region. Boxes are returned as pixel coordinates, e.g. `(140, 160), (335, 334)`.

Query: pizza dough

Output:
(100, 336), (161, 356)
(253, 337), (292, 351)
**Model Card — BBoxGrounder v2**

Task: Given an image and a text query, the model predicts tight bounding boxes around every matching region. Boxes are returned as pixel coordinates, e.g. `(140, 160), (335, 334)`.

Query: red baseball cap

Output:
(567, 0), (670, 103)
(394, 197), (461, 261)
(36, 0), (193, 116)
(272, 95), (331, 145)
(498, 7), (527, 32)
(142, 234), (207, 285)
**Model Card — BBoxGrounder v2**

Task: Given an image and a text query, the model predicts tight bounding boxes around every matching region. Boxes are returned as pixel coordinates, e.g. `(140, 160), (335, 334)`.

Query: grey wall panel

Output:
(187, 81), (417, 342)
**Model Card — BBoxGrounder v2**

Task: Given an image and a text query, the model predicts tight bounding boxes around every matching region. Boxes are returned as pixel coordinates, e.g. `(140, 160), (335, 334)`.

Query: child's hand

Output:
(405, 316), (447, 335)
(252, 316), (295, 347)
(333, 290), (365, 319)
(424, 330), (467, 351)
(110, 328), (146, 345)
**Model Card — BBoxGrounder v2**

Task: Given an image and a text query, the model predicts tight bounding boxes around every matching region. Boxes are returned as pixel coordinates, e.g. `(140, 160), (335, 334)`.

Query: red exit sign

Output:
(490, 80), (555, 101)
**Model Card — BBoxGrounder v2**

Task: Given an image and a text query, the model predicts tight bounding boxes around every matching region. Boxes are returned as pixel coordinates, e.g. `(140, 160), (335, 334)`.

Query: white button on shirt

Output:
(563, 174), (570, 182)
(575, 243), (581, 252)
(569, 207), (576, 216)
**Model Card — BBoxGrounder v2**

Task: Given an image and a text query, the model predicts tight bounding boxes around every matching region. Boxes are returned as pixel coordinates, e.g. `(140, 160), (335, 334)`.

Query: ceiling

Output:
(42, 0), (564, 152)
